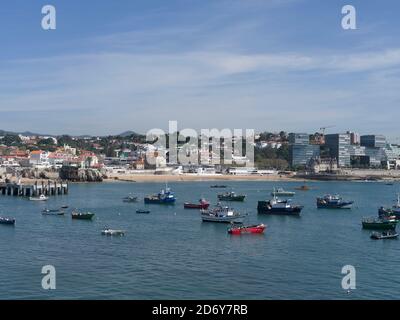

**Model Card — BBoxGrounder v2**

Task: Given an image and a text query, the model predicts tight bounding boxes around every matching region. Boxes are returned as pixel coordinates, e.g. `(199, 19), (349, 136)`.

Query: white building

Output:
(29, 150), (50, 167)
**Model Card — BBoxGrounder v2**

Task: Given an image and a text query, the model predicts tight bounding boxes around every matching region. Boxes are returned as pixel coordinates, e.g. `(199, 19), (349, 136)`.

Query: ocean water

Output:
(0, 180), (399, 300)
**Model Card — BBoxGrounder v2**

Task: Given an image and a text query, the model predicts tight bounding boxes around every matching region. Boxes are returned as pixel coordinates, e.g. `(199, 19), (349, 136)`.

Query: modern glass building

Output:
(289, 133), (310, 145)
(289, 132), (396, 169)
(289, 133), (320, 167)
(325, 133), (394, 168)
(360, 135), (386, 148)
(324, 133), (351, 167)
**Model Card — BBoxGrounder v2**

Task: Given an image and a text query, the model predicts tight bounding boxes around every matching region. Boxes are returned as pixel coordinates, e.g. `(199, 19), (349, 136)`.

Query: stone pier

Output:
(0, 181), (69, 197)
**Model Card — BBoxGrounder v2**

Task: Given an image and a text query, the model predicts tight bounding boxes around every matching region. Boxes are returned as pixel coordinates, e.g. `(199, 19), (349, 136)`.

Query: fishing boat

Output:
(257, 195), (303, 216)
(316, 195), (353, 209)
(29, 194), (48, 201)
(144, 186), (176, 204)
(217, 191), (246, 202)
(136, 209), (150, 214)
(378, 208), (398, 221)
(122, 195), (138, 203)
(370, 230), (399, 240)
(101, 229), (125, 236)
(378, 194), (400, 218)
(0, 217), (15, 225)
(228, 223), (266, 235)
(271, 187), (295, 197)
(201, 204), (244, 223)
(42, 208), (65, 216)
(362, 217), (397, 230)
(210, 185), (227, 188)
(379, 207), (400, 219)
(390, 194), (400, 212)
(71, 211), (95, 220)
(184, 199), (210, 209)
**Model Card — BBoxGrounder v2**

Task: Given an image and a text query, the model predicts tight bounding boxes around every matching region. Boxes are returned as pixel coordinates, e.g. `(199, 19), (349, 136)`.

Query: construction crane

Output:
(319, 125), (336, 135)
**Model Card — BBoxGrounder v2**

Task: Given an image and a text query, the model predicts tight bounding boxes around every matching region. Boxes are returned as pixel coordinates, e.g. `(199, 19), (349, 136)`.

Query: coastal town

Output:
(1, 129), (400, 184)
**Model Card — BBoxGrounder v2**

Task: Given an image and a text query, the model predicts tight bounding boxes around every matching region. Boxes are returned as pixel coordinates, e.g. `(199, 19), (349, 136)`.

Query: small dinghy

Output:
(29, 194), (48, 201)
(0, 217), (15, 225)
(370, 230), (399, 240)
(228, 223), (266, 235)
(136, 209), (150, 214)
(122, 195), (138, 203)
(295, 185), (311, 191)
(42, 208), (65, 216)
(61, 205), (69, 209)
(101, 229), (125, 236)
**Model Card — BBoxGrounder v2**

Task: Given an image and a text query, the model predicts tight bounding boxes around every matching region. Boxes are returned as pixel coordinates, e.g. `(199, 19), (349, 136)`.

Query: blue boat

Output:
(316, 194), (353, 209)
(144, 186), (176, 204)
(0, 217), (16, 225)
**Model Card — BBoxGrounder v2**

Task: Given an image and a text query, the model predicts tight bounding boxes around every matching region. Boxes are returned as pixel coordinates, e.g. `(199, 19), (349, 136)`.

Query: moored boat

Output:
(378, 194), (400, 218)
(136, 209), (150, 214)
(0, 217), (15, 225)
(71, 211), (95, 220)
(184, 199), (210, 209)
(362, 217), (397, 230)
(122, 195), (138, 203)
(101, 229), (125, 236)
(217, 191), (246, 202)
(295, 185), (311, 191)
(271, 187), (295, 197)
(29, 194), (48, 201)
(316, 194), (353, 209)
(370, 230), (399, 240)
(228, 223), (266, 235)
(210, 185), (227, 188)
(378, 207), (400, 220)
(144, 186), (176, 204)
(42, 208), (65, 216)
(201, 204), (244, 223)
(257, 196), (303, 216)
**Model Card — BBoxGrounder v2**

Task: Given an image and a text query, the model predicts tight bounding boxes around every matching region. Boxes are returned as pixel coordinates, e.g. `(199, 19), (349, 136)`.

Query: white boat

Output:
(201, 204), (244, 223)
(271, 187), (295, 197)
(101, 229), (125, 236)
(29, 194), (48, 201)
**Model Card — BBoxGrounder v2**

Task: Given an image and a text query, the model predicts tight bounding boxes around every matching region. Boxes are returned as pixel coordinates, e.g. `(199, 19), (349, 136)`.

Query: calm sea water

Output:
(0, 180), (399, 300)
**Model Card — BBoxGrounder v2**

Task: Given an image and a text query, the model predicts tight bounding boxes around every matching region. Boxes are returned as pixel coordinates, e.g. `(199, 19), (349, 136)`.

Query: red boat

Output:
(228, 223), (266, 235)
(184, 199), (210, 209)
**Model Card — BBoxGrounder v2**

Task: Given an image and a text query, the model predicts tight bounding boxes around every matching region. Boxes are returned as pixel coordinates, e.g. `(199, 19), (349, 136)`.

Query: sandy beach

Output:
(104, 174), (303, 183)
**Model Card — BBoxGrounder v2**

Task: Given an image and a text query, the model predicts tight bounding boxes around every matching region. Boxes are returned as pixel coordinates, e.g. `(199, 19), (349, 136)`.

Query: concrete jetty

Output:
(0, 181), (68, 197)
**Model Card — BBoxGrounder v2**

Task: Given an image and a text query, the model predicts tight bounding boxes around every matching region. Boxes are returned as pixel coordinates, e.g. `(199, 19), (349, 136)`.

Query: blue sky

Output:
(0, 0), (400, 140)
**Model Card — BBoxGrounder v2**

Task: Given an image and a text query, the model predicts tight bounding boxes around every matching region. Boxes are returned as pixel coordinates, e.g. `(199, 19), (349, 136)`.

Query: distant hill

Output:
(0, 129), (54, 137)
(0, 129), (145, 138)
(117, 131), (142, 137)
